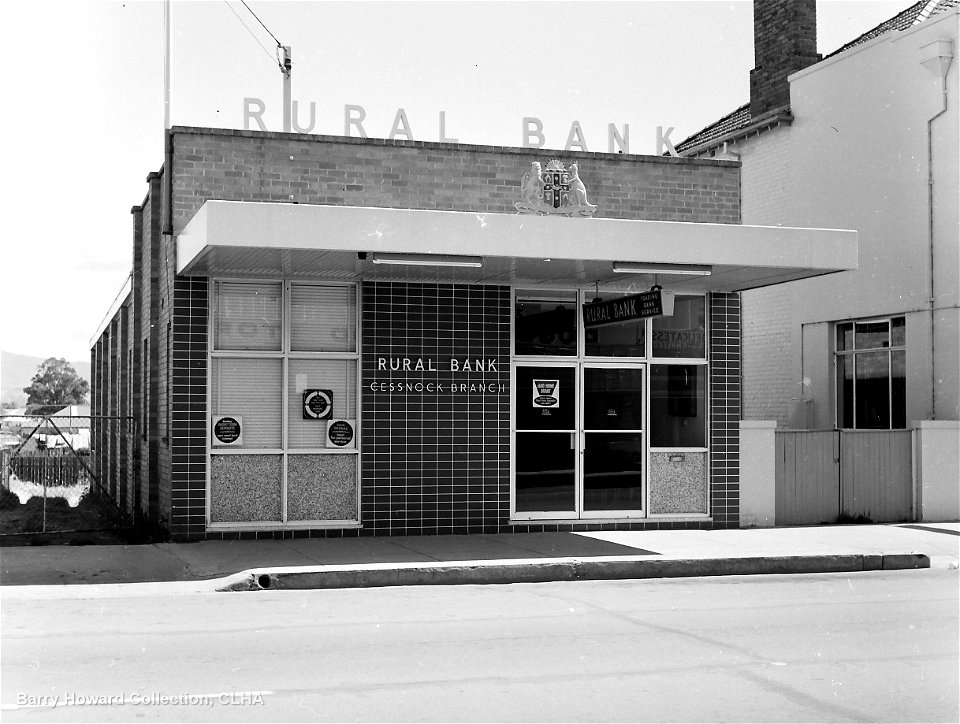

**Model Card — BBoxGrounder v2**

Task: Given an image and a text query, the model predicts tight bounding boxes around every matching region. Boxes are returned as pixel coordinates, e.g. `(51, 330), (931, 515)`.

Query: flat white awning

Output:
(177, 201), (857, 292)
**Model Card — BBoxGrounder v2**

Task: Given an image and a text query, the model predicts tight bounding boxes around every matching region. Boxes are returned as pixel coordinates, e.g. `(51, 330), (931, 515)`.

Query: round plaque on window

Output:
(327, 419), (355, 447)
(212, 415), (242, 446)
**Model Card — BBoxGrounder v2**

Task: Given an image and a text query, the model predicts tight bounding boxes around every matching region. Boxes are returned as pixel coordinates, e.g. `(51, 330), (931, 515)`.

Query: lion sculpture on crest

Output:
(520, 161), (544, 207)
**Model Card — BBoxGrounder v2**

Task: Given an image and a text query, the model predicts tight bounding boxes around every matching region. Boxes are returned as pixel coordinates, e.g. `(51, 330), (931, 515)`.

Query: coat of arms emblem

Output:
(515, 159), (597, 217)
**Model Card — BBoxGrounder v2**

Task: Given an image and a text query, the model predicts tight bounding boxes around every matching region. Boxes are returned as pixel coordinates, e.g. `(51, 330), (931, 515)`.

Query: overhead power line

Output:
(240, 0), (283, 48)
(223, 1), (276, 65)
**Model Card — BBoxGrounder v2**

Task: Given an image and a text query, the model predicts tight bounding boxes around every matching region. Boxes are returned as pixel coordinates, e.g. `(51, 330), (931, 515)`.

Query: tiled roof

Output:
(674, 104), (751, 154)
(676, 0), (958, 155)
(823, 0), (957, 59)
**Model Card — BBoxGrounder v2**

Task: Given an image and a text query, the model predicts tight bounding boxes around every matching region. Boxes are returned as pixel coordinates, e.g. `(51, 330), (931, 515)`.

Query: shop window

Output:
(515, 293), (577, 356)
(585, 317), (645, 357)
(291, 284), (356, 352)
(213, 281), (282, 351)
(836, 317), (906, 429)
(209, 280), (359, 526)
(287, 359), (358, 449)
(649, 364), (706, 448)
(211, 357), (283, 449)
(651, 296), (706, 359)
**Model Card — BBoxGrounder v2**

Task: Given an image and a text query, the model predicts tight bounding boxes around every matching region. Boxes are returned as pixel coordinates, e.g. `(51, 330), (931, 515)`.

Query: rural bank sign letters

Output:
(243, 99), (680, 156)
(369, 357), (505, 395)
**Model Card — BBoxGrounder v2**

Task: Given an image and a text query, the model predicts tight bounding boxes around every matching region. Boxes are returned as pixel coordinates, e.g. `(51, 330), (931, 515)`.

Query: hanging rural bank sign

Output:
(242, 99), (681, 156)
(368, 357), (506, 395)
(582, 289), (667, 328)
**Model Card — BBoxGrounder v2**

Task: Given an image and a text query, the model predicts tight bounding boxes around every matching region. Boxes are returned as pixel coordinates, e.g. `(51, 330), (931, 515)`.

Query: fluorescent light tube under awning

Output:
(612, 262), (712, 276)
(371, 253), (483, 268)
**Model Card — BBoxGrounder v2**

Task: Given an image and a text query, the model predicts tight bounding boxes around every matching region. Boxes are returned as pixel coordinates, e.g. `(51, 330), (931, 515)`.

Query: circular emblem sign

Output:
(303, 389), (333, 420)
(327, 420), (355, 447)
(213, 416), (242, 445)
(534, 395), (558, 407)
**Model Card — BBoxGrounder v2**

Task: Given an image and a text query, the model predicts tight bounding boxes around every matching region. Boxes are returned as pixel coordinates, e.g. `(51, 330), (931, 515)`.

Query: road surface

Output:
(2, 570), (957, 722)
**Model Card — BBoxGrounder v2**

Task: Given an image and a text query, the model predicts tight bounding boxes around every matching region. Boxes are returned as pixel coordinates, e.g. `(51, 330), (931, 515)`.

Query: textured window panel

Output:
(287, 454), (358, 521)
(211, 357), (282, 448)
(290, 284), (357, 352)
(209, 454), (282, 522)
(648, 451), (707, 514)
(214, 281), (282, 351)
(287, 359), (358, 448)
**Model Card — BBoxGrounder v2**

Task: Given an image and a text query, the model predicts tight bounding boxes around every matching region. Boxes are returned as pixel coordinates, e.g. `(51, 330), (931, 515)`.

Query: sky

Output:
(0, 0), (908, 363)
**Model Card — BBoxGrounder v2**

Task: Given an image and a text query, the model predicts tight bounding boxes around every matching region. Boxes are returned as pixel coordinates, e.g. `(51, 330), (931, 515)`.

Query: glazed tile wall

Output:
(360, 282), (511, 534)
(709, 293), (742, 527)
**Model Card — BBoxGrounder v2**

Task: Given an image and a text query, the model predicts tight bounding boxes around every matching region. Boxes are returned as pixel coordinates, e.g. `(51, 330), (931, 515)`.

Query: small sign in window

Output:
(212, 415), (243, 446)
(326, 419), (355, 448)
(533, 379), (560, 408)
(303, 389), (333, 420)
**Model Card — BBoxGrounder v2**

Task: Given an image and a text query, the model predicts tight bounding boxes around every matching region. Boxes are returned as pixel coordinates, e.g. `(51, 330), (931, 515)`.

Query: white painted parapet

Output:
(913, 420), (960, 523)
(739, 421), (778, 527)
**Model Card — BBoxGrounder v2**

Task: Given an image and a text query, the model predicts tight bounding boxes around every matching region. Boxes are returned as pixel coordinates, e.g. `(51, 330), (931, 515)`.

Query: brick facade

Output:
(91, 127), (745, 540)
(168, 128), (739, 237)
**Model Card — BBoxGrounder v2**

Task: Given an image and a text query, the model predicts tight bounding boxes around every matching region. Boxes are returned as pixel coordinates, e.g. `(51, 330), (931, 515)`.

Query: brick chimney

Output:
(749, 0), (822, 118)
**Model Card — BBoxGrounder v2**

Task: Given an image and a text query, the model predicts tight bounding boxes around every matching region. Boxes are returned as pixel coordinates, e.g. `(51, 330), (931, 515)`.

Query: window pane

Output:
(212, 358), (282, 448)
(837, 354), (854, 428)
(855, 321), (889, 350)
(650, 364), (706, 447)
(585, 318), (645, 357)
(514, 366), (576, 430)
(583, 433), (644, 510)
(291, 284), (357, 352)
(583, 367), (644, 430)
(855, 351), (890, 429)
(515, 295), (577, 355)
(892, 350), (906, 429)
(651, 296), (706, 358)
(515, 432), (576, 512)
(891, 317), (905, 347)
(288, 359), (358, 448)
(837, 322), (853, 352)
(214, 281), (282, 351)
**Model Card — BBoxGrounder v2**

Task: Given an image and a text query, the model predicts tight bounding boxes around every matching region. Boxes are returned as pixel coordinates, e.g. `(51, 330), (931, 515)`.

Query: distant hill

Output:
(1, 351), (92, 408)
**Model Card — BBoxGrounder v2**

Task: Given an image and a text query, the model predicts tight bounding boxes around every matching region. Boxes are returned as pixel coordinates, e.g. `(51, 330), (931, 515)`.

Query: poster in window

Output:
(532, 379), (560, 409)
(326, 419), (356, 448)
(303, 389), (333, 420)
(212, 415), (243, 446)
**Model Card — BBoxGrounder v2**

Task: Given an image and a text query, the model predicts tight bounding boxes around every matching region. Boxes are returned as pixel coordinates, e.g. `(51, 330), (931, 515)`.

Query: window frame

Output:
(207, 278), (361, 530)
(510, 287), (710, 522)
(834, 315), (906, 430)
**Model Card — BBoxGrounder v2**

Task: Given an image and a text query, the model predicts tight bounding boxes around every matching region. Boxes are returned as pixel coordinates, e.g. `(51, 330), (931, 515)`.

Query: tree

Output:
(23, 357), (89, 415)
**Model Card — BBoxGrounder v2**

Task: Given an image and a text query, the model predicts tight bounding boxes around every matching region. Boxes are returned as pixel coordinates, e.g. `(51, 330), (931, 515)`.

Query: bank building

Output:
(87, 120), (861, 541)
(88, 5), (881, 540)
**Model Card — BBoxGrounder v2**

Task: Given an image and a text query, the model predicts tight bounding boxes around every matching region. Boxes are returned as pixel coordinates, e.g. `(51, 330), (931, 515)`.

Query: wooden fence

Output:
(775, 429), (913, 525)
(9, 455), (88, 488)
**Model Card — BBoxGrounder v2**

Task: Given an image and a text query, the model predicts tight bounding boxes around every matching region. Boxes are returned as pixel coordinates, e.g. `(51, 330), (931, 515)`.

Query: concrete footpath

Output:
(1, 523), (957, 592)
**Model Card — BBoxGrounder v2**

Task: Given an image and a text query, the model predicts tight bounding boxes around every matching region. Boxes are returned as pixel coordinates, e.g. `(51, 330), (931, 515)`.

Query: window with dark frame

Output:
(836, 317), (906, 429)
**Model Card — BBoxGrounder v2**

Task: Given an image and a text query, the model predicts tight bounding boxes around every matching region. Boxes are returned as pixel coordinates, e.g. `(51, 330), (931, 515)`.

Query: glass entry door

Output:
(513, 363), (646, 518)
(582, 365), (645, 516)
(514, 365), (578, 517)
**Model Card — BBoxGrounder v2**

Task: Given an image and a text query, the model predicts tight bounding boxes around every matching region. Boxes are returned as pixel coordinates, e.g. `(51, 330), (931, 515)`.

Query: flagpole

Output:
(164, 0), (171, 131)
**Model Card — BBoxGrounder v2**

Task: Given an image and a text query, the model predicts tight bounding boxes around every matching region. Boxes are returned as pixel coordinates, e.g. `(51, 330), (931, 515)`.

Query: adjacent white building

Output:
(678, 0), (959, 431)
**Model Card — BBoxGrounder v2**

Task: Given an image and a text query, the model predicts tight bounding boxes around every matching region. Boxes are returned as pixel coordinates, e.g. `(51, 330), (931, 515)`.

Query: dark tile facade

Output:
(361, 282), (511, 534)
(709, 293), (742, 528)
